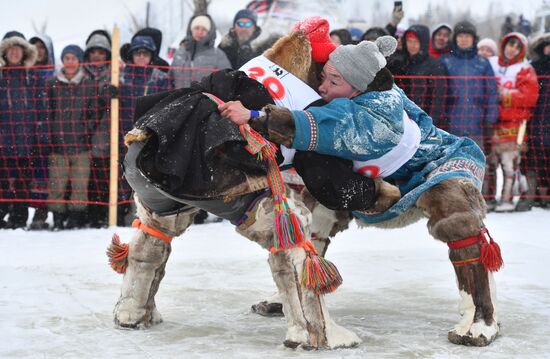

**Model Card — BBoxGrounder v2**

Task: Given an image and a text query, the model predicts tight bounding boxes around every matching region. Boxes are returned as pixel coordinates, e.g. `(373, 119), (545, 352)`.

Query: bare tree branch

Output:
(193, 0), (210, 15)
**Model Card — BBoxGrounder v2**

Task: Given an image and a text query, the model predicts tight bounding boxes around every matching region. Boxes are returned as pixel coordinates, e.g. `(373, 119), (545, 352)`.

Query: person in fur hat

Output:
(487, 32), (539, 212)
(223, 35), (503, 347)
(0, 31), (46, 229)
(111, 16), (398, 350)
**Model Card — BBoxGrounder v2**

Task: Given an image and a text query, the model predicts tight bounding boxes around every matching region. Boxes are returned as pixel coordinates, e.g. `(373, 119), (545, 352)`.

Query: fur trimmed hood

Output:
(0, 35), (37, 67)
(529, 32), (550, 62)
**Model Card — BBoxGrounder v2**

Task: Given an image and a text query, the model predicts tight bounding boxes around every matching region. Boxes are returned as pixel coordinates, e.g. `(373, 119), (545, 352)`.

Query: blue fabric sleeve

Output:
(291, 96), (400, 161)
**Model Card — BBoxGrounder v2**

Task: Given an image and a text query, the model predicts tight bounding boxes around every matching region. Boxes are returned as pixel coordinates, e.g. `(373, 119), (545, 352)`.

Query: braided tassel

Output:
(106, 233), (129, 274)
(479, 228), (503, 272)
(302, 251), (343, 295)
(300, 241), (343, 295)
(239, 123), (305, 250)
(202, 92), (306, 250)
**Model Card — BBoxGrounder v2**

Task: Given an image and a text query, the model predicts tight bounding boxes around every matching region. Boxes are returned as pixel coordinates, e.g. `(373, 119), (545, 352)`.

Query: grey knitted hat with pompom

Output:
(328, 35), (397, 92)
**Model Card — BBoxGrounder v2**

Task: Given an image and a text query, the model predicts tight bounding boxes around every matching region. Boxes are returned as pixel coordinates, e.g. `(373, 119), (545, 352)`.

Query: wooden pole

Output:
(109, 25), (120, 227)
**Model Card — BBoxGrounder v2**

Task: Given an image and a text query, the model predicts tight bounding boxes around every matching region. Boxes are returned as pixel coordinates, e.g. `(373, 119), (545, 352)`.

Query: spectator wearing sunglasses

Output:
(219, 9), (262, 69)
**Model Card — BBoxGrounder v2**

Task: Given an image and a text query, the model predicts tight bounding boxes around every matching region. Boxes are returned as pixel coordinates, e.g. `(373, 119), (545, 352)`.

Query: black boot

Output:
(6, 205), (28, 229)
(193, 209), (208, 225)
(514, 197), (533, 212)
(65, 211), (87, 229)
(52, 212), (66, 231)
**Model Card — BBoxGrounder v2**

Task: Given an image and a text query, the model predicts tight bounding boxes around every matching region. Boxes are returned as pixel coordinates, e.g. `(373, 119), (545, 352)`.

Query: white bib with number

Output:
(240, 56), (321, 166)
(352, 111), (421, 178)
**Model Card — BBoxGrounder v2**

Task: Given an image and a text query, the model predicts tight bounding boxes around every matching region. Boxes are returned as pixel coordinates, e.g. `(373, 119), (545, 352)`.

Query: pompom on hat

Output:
(328, 36), (397, 92)
(292, 16), (337, 63)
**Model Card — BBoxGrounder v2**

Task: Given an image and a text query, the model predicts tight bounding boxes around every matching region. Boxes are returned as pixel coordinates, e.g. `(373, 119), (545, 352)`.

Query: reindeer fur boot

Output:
(237, 189), (360, 349)
(417, 179), (499, 346)
(251, 190), (353, 318)
(114, 196), (198, 329)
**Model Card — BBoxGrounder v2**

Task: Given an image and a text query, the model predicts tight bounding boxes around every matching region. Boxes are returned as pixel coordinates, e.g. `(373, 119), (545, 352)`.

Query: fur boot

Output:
(237, 189), (360, 349)
(269, 247), (360, 349)
(417, 179), (499, 346)
(251, 188), (352, 317)
(114, 195), (198, 329)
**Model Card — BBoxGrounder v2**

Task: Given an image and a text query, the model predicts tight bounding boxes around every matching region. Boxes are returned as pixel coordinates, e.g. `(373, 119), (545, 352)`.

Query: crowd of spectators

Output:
(0, 7), (549, 230)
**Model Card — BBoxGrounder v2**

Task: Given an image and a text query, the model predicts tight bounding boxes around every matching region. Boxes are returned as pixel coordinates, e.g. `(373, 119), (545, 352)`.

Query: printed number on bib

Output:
(247, 67), (285, 100)
(356, 165), (380, 178)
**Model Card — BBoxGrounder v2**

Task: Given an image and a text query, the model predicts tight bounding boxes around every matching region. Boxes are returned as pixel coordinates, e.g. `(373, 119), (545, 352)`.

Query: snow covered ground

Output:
(1, 209), (549, 358)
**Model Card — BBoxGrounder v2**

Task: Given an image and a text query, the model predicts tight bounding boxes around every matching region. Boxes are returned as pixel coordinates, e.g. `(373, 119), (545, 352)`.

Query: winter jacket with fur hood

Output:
(0, 34), (47, 157)
(170, 14), (231, 89)
(488, 32), (539, 143)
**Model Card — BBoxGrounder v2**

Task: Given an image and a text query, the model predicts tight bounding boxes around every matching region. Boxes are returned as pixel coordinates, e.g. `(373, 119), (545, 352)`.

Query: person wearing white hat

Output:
(170, 14), (231, 89)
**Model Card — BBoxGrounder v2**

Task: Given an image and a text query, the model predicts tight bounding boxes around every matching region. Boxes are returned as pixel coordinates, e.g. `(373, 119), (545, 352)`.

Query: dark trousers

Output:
(0, 156), (32, 225)
(88, 156), (134, 226)
(88, 157), (109, 226)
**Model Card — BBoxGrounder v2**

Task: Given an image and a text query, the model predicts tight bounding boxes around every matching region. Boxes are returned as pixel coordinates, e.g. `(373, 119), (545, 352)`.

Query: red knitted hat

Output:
(292, 16), (337, 63)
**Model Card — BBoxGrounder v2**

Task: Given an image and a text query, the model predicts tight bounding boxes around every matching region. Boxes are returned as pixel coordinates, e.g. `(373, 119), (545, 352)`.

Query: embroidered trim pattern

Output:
(451, 257), (481, 266)
(304, 111), (318, 151)
(428, 158), (485, 183)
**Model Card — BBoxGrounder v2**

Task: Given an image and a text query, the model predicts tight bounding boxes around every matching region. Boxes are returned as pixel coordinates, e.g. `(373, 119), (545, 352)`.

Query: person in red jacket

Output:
(488, 32), (539, 212)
